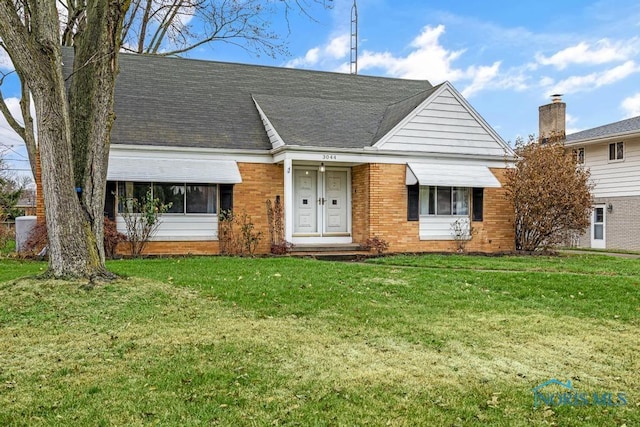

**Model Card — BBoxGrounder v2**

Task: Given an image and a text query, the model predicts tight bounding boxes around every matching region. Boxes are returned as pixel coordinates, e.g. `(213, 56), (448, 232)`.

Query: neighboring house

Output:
(565, 116), (640, 251)
(16, 189), (36, 217)
(64, 51), (516, 255)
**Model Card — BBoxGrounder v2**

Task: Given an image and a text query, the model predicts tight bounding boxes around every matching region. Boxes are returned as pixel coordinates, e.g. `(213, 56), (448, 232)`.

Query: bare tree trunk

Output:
(69, 2), (129, 269)
(0, 0), (128, 280)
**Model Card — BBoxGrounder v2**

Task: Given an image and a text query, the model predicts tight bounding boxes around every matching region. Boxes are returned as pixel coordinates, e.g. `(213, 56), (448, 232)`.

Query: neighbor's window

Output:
(117, 181), (217, 214)
(609, 142), (624, 161)
(419, 186), (469, 216)
(574, 147), (585, 164)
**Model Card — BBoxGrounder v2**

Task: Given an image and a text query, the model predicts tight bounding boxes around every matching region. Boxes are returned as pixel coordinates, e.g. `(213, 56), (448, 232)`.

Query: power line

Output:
(0, 143), (29, 160)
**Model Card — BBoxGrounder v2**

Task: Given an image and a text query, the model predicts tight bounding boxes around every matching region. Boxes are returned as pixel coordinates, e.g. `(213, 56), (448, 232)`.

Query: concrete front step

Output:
(290, 243), (363, 253)
(289, 244), (370, 260)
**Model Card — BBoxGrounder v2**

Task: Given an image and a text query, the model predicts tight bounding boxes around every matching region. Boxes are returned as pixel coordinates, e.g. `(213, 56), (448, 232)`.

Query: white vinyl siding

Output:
(116, 181), (220, 241)
(378, 87), (509, 157)
(418, 186), (470, 240)
(116, 214), (218, 241)
(582, 138), (640, 197)
(419, 216), (470, 240)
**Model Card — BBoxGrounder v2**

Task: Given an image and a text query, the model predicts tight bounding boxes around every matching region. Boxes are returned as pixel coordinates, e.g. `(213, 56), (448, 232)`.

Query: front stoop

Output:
(289, 244), (370, 260)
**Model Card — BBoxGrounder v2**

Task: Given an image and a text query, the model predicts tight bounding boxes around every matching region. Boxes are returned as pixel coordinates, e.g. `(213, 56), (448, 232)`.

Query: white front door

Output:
(323, 170), (349, 235)
(591, 205), (606, 249)
(293, 169), (318, 234)
(293, 167), (351, 242)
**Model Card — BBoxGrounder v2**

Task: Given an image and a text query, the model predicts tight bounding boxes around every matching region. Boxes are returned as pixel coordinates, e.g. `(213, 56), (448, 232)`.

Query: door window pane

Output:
(594, 207), (604, 223)
(594, 224), (604, 240)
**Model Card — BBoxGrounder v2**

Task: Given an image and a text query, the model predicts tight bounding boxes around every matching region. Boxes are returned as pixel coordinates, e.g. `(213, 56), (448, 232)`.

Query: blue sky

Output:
(3, 0), (640, 180)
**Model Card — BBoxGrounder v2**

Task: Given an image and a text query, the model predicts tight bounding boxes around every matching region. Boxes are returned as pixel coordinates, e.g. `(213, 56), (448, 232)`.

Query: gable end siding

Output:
(376, 87), (507, 157)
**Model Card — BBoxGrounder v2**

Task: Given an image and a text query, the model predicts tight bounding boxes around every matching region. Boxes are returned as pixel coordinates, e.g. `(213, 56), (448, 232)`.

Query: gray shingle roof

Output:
(566, 115), (640, 142)
(64, 50), (433, 150)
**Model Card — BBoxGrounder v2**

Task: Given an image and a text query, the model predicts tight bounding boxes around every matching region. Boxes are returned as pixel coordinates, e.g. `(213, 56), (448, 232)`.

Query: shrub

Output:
(219, 210), (262, 256)
(104, 217), (127, 258)
(364, 236), (389, 254)
(22, 218), (126, 259)
(450, 218), (476, 253)
(119, 189), (171, 257)
(505, 136), (593, 251)
(266, 197), (293, 255)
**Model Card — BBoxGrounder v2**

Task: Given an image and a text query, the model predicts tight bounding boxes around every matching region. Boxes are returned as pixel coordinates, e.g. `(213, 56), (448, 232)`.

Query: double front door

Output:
(293, 168), (349, 237)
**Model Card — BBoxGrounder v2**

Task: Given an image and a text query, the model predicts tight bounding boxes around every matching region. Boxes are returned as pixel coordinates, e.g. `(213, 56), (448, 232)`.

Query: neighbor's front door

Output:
(590, 205), (605, 249)
(293, 168), (349, 239)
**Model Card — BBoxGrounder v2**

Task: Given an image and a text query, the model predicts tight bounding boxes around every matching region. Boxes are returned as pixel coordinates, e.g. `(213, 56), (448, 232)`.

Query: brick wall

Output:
(351, 164), (370, 243)
(116, 162), (284, 256)
(352, 164), (514, 253)
(35, 150), (45, 224)
(576, 196), (640, 251)
(114, 162), (515, 256)
(234, 163), (285, 254)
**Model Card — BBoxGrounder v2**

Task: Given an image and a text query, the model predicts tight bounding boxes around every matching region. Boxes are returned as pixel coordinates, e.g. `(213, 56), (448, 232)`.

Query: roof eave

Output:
(565, 130), (640, 146)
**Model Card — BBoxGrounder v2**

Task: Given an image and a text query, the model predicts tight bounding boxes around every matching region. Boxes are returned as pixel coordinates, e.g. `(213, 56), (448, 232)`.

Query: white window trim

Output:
(608, 141), (624, 163)
(116, 181), (219, 216)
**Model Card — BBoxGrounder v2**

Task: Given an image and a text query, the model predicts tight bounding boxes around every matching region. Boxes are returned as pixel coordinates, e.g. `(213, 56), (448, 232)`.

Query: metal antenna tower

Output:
(350, 0), (358, 74)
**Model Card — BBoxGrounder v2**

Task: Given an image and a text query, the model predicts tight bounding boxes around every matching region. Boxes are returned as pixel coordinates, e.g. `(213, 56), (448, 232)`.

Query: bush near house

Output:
(22, 218), (125, 259)
(505, 136), (593, 251)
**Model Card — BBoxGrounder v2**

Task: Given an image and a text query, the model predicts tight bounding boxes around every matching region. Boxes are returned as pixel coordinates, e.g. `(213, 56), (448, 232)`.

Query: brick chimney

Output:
(538, 94), (566, 143)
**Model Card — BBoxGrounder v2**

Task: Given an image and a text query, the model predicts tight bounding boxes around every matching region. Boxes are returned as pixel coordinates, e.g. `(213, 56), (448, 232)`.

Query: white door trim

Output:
(590, 204), (606, 249)
(290, 165), (352, 244)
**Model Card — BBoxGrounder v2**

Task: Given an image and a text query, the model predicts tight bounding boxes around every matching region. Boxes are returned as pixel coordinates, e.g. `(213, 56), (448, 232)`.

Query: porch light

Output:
(319, 162), (326, 173)
(607, 203), (613, 213)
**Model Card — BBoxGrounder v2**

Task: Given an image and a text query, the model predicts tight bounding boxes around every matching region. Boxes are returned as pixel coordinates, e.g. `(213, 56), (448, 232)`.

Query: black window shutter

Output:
(472, 187), (484, 222)
(407, 184), (419, 221)
(104, 181), (117, 220)
(220, 184), (234, 212)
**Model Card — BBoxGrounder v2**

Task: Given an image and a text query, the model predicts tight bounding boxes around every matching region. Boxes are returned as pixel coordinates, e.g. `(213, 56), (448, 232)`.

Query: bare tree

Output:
(0, 1), (129, 279)
(0, 0), (330, 279)
(118, 0), (332, 56)
(505, 136), (593, 252)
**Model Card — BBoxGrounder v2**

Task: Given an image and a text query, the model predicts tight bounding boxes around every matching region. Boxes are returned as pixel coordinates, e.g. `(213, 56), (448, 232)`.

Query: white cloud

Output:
(325, 34), (350, 59)
(621, 92), (640, 117)
(0, 48), (13, 71)
(0, 96), (32, 179)
(565, 113), (583, 134)
(360, 25), (467, 82)
(547, 60), (640, 95)
(285, 24), (506, 97)
(536, 38), (640, 69)
(285, 34), (348, 68)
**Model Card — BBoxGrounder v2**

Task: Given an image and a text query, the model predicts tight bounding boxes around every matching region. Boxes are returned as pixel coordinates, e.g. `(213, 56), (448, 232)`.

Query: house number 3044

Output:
(322, 154), (337, 160)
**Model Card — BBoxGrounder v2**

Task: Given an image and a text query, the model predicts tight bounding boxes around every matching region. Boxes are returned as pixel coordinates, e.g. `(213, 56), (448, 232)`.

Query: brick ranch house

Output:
(60, 51), (516, 255)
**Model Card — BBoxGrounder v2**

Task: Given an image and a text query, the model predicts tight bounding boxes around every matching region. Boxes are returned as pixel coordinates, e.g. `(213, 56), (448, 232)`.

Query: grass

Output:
(0, 238), (16, 256)
(1, 254), (639, 426)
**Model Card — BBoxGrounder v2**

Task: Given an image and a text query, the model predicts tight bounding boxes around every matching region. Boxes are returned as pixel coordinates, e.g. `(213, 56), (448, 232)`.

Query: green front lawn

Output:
(1, 254), (638, 426)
